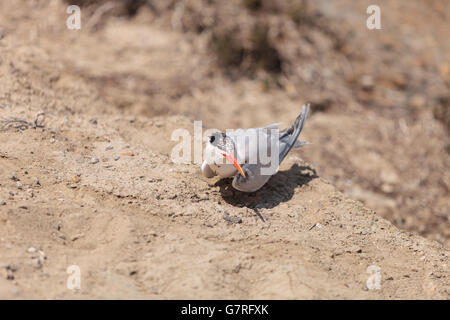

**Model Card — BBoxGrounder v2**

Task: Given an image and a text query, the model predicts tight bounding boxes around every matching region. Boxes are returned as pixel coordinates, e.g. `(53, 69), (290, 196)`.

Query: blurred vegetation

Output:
(210, 31), (245, 68)
(211, 23), (281, 74)
(242, 0), (263, 12)
(287, 1), (311, 26)
(63, 0), (146, 16)
(434, 96), (450, 133)
(249, 23), (282, 73)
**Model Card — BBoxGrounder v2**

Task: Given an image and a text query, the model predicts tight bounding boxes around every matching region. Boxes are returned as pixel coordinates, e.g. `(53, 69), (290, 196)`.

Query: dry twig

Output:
(0, 112), (45, 131)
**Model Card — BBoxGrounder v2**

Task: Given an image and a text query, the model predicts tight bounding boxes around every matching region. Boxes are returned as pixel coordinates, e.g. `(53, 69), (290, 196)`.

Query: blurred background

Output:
(1, 0), (448, 246)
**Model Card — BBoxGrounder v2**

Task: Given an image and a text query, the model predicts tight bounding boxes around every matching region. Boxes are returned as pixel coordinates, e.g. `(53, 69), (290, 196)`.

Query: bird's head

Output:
(206, 132), (246, 178)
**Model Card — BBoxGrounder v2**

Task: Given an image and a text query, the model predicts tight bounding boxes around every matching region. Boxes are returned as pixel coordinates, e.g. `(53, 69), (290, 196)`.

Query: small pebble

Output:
(0, 201), (6, 206)
(113, 155), (120, 161)
(105, 145), (114, 151)
(58, 233), (66, 240)
(6, 264), (18, 279)
(34, 258), (43, 269)
(27, 189), (34, 197)
(71, 234), (84, 241)
(90, 157), (100, 164)
(223, 212), (242, 224)
(6, 264), (18, 272)
(28, 247), (37, 253)
(120, 150), (134, 156)
(52, 224), (61, 231)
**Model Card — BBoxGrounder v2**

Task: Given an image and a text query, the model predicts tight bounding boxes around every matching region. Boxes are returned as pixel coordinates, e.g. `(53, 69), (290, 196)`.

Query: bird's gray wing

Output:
(263, 122), (281, 130)
(230, 128), (276, 192)
(231, 104), (310, 193)
(227, 126), (276, 165)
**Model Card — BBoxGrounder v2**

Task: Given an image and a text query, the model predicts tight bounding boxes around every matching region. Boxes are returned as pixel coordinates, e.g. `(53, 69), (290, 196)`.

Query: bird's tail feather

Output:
(293, 140), (310, 148)
(279, 104), (310, 163)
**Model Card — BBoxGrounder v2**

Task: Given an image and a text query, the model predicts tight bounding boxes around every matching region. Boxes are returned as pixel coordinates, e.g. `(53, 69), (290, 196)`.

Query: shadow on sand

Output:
(215, 163), (318, 221)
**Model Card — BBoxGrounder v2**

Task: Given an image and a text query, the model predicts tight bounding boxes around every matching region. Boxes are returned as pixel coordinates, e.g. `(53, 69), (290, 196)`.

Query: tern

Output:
(201, 104), (310, 192)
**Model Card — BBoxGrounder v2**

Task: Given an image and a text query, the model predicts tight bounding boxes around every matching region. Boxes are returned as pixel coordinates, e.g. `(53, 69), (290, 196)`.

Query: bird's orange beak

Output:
(222, 153), (246, 178)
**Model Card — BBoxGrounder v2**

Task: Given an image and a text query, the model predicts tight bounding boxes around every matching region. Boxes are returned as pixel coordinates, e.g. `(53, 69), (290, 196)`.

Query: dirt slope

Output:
(0, 0), (448, 299)
(0, 110), (448, 299)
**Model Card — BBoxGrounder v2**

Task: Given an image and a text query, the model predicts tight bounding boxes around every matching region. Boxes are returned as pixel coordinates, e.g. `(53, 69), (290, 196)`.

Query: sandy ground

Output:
(0, 1), (448, 299)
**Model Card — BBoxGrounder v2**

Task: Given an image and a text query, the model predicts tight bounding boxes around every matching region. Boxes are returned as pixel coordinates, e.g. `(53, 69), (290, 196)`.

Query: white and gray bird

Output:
(201, 104), (310, 192)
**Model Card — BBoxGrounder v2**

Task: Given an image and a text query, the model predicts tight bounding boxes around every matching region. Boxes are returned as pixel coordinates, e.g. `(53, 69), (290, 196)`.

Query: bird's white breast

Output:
(204, 142), (238, 178)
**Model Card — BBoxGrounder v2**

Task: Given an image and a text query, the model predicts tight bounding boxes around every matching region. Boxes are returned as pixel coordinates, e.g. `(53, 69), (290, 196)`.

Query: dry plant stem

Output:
(0, 112), (45, 131)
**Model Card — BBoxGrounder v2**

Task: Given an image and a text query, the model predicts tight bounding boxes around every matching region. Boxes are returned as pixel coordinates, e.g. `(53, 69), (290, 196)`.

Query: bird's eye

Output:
(209, 135), (215, 143)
